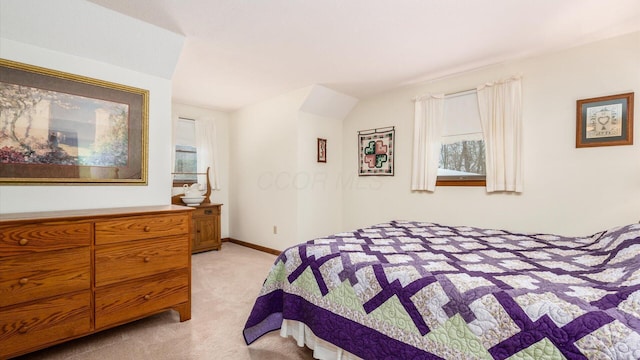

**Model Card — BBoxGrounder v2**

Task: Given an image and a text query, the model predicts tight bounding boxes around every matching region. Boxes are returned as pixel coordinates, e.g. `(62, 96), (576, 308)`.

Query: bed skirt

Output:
(281, 319), (362, 360)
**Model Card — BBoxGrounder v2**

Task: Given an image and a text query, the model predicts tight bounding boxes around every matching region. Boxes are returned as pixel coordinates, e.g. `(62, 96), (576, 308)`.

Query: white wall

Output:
(0, 41), (176, 213)
(296, 85), (356, 241)
(229, 85), (354, 250)
(297, 112), (343, 241)
(4, 0), (637, 244)
(172, 103), (231, 238)
(0, 0), (183, 214)
(229, 88), (307, 250)
(342, 31), (640, 236)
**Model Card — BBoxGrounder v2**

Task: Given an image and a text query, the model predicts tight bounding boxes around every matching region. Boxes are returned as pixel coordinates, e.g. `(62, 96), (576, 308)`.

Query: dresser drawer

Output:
(0, 222), (91, 257)
(192, 206), (220, 217)
(0, 291), (91, 359)
(95, 236), (189, 287)
(95, 270), (189, 329)
(0, 247), (91, 307)
(95, 213), (190, 245)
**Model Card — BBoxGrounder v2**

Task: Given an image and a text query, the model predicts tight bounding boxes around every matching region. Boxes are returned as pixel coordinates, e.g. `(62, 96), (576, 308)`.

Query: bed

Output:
(243, 221), (640, 359)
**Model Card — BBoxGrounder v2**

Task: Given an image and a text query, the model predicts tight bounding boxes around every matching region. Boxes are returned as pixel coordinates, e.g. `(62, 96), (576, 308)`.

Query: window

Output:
(437, 91), (486, 186)
(173, 117), (197, 185)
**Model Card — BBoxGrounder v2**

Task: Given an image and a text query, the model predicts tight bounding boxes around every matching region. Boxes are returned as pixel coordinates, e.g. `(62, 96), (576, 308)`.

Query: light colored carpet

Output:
(16, 243), (314, 360)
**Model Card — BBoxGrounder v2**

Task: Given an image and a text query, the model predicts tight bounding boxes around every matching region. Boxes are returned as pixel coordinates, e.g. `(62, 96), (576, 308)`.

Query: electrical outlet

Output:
(273, 225), (278, 234)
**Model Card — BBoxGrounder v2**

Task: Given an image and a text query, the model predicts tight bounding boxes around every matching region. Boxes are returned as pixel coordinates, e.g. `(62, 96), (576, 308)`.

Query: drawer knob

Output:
(143, 294), (151, 300)
(144, 257), (151, 263)
(19, 278), (29, 285)
(143, 226), (151, 232)
(18, 326), (29, 334)
(19, 238), (29, 246)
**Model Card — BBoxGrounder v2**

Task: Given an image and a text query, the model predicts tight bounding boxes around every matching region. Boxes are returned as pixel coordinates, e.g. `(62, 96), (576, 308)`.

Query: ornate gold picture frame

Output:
(0, 59), (149, 184)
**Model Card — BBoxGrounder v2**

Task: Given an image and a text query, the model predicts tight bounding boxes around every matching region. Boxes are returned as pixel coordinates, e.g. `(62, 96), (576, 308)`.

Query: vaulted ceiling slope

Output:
(87, 0), (640, 111)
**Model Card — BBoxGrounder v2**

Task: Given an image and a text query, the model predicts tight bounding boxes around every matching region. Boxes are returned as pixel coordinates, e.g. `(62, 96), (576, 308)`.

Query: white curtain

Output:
(194, 119), (221, 190)
(171, 117), (177, 173)
(411, 94), (445, 191)
(170, 116), (179, 193)
(476, 77), (523, 193)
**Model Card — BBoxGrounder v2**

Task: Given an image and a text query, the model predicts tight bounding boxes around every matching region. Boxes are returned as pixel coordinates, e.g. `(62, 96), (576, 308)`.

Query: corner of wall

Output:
(299, 84), (359, 120)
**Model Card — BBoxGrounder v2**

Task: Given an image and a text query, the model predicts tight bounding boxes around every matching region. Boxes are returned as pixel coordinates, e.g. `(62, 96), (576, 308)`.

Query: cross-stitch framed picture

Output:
(576, 92), (634, 148)
(358, 127), (394, 176)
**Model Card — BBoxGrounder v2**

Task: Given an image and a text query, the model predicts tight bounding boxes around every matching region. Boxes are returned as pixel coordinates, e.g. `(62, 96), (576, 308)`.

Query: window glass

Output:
(438, 92), (486, 183)
(173, 118), (197, 184)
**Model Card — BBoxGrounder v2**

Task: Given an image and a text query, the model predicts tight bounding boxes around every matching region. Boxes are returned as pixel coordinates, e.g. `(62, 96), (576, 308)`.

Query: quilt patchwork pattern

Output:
(358, 128), (394, 176)
(244, 221), (640, 359)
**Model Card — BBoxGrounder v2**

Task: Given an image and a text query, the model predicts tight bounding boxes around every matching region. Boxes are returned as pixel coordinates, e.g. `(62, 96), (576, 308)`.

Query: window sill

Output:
(436, 179), (486, 187)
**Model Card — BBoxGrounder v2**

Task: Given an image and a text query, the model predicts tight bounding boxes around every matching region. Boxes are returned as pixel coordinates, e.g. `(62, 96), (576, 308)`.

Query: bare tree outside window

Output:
(437, 91), (486, 185)
(439, 140), (485, 177)
(172, 118), (197, 185)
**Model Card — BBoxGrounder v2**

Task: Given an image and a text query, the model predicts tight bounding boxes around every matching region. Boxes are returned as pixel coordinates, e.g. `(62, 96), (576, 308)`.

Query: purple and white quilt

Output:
(243, 221), (640, 359)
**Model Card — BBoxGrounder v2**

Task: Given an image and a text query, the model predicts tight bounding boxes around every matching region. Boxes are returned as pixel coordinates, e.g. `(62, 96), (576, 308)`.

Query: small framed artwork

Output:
(358, 127), (394, 176)
(0, 59), (149, 184)
(576, 92), (634, 148)
(317, 138), (327, 163)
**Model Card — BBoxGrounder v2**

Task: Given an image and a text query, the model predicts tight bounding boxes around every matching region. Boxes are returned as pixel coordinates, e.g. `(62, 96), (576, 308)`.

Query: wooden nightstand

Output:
(191, 203), (222, 253)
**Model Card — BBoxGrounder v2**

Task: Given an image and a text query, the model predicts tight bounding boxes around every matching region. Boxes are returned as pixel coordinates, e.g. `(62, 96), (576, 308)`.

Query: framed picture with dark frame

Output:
(0, 59), (149, 184)
(317, 138), (327, 163)
(576, 92), (634, 148)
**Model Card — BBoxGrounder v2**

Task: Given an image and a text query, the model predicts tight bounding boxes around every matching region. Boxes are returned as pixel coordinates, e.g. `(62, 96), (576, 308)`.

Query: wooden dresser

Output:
(0, 205), (193, 359)
(191, 203), (222, 253)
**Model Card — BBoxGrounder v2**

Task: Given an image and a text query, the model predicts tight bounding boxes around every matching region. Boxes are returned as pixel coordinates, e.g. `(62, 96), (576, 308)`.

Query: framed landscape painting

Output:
(0, 59), (149, 184)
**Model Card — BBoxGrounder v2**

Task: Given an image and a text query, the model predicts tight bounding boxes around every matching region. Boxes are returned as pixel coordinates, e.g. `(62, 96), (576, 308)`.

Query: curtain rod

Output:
(413, 75), (522, 101)
(445, 88), (476, 97)
(413, 87), (476, 101)
(358, 126), (394, 135)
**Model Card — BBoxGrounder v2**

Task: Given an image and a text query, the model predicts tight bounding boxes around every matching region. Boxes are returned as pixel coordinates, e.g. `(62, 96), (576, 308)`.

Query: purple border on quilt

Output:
(244, 290), (445, 359)
(244, 289), (285, 344)
(243, 312), (283, 345)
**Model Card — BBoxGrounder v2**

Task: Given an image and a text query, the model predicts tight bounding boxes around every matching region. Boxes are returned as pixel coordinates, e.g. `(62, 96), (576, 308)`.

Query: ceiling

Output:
(87, 0), (640, 112)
